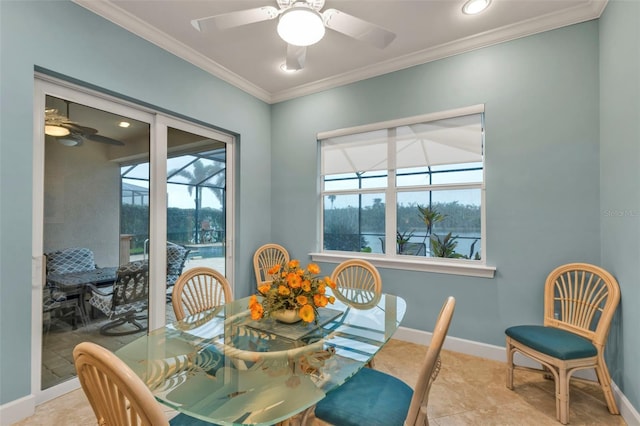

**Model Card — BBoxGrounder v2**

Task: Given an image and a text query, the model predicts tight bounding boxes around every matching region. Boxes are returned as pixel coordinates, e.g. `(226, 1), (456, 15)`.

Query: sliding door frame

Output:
(32, 74), (235, 404)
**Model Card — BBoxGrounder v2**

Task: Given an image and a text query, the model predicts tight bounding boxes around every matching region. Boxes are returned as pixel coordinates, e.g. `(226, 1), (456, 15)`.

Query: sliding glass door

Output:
(121, 123), (231, 324)
(33, 78), (234, 402)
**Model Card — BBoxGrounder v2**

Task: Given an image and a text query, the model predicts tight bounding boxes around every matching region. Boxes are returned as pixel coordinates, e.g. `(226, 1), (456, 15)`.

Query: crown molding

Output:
(73, 0), (607, 105)
(72, 0), (272, 103)
(270, 0), (608, 103)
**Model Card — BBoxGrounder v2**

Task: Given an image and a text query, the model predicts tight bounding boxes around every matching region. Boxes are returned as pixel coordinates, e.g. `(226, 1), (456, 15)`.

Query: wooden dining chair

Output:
(304, 296), (456, 426)
(505, 263), (620, 424)
(253, 243), (289, 287)
(330, 258), (382, 309)
(172, 267), (233, 321)
(73, 341), (215, 426)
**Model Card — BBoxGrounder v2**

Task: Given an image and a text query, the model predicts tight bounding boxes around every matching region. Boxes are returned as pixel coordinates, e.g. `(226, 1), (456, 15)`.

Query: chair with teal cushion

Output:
(305, 296), (455, 426)
(505, 263), (621, 424)
(73, 341), (217, 426)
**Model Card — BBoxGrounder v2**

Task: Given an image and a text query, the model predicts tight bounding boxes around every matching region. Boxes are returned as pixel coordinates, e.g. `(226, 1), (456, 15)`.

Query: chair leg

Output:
(100, 313), (147, 336)
(300, 406), (314, 426)
(505, 338), (514, 390)
(557, 367), (569, 425)
(595, 355), (620, 415)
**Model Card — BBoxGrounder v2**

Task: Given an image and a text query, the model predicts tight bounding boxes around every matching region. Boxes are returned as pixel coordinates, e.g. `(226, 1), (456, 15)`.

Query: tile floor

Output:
(17, 339), (625, 426)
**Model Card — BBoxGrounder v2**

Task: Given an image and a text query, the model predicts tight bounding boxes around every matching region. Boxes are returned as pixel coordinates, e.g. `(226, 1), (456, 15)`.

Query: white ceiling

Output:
(73, 0), (606, 104)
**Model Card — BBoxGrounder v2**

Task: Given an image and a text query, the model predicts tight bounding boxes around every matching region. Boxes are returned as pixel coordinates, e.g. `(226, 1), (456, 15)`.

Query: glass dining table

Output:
(115, 289), (406, 426)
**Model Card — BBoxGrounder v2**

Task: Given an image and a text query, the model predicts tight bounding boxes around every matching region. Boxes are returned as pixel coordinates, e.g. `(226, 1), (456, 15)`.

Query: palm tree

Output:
(170, 158), (225, 243)
(328, 194), (336, 209)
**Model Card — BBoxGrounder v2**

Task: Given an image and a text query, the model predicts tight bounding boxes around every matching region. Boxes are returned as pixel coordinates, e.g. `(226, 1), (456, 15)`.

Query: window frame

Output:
(312, 104), (495, 278)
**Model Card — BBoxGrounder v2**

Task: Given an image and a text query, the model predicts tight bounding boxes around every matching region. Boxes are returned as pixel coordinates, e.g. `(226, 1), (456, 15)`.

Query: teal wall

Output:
(272, 21), (601, 340)
(272, 17), (637, 414)
(599, 0), (640, 412)
(0, 0), (270, 404)
(1, 0), (638, 418)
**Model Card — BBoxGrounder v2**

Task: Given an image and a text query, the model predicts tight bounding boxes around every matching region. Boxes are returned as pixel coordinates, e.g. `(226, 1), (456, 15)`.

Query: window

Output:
(318, 105), (492, 276)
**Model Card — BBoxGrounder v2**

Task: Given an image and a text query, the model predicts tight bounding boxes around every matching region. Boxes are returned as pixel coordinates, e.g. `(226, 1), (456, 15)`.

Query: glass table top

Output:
(116, 290), (406, 426)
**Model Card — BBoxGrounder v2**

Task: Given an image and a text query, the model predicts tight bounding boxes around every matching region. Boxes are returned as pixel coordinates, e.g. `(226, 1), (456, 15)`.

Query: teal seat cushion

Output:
(170, 413), (218, 425)
(505, 325), (597, 360)
(314, 367), (413, 426)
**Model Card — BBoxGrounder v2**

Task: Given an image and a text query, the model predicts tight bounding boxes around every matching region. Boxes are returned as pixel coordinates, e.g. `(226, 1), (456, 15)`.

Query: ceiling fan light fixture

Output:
(462, 0), (491, 15)
(45, 125), (70, 137)
(56, 135), (82, 147)
(277, 5), (325, 47)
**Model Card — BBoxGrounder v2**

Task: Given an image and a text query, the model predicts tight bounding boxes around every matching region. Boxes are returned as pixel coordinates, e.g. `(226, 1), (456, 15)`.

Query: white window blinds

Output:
(320, 106), (483, 176)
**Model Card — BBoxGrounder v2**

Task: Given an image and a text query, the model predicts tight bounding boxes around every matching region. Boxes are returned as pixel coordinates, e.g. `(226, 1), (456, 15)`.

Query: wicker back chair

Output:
(172, 267), (233, 321)
(73, 341), (170, 426)
(330, 259), (382, 309)
(305, 297), (455, 426)
(74, 342), (213, 426)
(505, 263), (621, 424)
(253, 243), (289, 288)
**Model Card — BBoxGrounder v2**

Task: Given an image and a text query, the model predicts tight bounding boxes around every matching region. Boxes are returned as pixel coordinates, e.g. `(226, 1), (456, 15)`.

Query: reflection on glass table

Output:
(115, 289), (406, 426)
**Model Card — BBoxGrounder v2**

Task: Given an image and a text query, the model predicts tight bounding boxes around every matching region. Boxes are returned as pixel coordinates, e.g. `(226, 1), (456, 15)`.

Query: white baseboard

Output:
(0, 394), (35, 426)
(613, 381), (640, 426)
(0, 377), (80, 425)
(393, 326), (640, 426)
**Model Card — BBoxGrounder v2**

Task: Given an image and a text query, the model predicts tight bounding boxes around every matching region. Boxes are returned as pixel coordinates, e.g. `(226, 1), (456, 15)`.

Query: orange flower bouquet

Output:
(249, 260), (336, 324)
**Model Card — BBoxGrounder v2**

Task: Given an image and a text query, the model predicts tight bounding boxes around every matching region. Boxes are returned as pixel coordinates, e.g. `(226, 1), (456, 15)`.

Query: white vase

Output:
(271, 309), (301, 323)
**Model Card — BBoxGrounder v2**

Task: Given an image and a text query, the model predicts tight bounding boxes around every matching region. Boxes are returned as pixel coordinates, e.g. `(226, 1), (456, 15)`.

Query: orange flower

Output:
(324, 276), (336, 289)
(287, 273), (302, 288)
(287, 260), (300, 269)
(267, 264), (281, 275)
(328, 295), (336, 304)
(249, 294), (259, 308)
(252, 258), (336, 324)
(250, 303), (264, 320)
(307, 263), (320, 274)
(299, 304), (315, 322)
(314, 294), (328, 307)
(278, 285), (290, 296)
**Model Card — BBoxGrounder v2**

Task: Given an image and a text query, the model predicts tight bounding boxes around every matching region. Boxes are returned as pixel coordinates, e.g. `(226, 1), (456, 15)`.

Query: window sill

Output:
(309, 252), (496, 278)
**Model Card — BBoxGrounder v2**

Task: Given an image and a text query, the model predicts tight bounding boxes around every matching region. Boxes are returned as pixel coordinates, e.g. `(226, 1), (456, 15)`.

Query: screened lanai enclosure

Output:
(121, 142), (227, 261)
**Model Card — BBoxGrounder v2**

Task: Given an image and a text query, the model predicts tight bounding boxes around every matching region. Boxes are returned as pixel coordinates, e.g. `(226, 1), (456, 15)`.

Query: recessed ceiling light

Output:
(118, 121), (131, 128)
(462, 0), (491, 15)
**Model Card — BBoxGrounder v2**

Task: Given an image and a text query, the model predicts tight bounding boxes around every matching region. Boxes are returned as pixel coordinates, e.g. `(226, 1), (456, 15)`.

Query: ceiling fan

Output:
(44, 101), (124, 147)
(191, 0), (396, 71)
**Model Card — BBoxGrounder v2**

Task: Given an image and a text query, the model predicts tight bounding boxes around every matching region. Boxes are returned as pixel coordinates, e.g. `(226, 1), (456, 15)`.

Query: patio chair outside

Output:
(88, 260), (149, 336)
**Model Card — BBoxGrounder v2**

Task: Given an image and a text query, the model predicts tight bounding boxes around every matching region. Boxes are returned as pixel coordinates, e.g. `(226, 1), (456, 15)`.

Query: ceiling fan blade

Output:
(286, 44), (307, 71)
(85, 134), (125, 146)
(191, 6), (279, 32)
(61, 123), (98, 135)
(322, 8), (396, 49)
